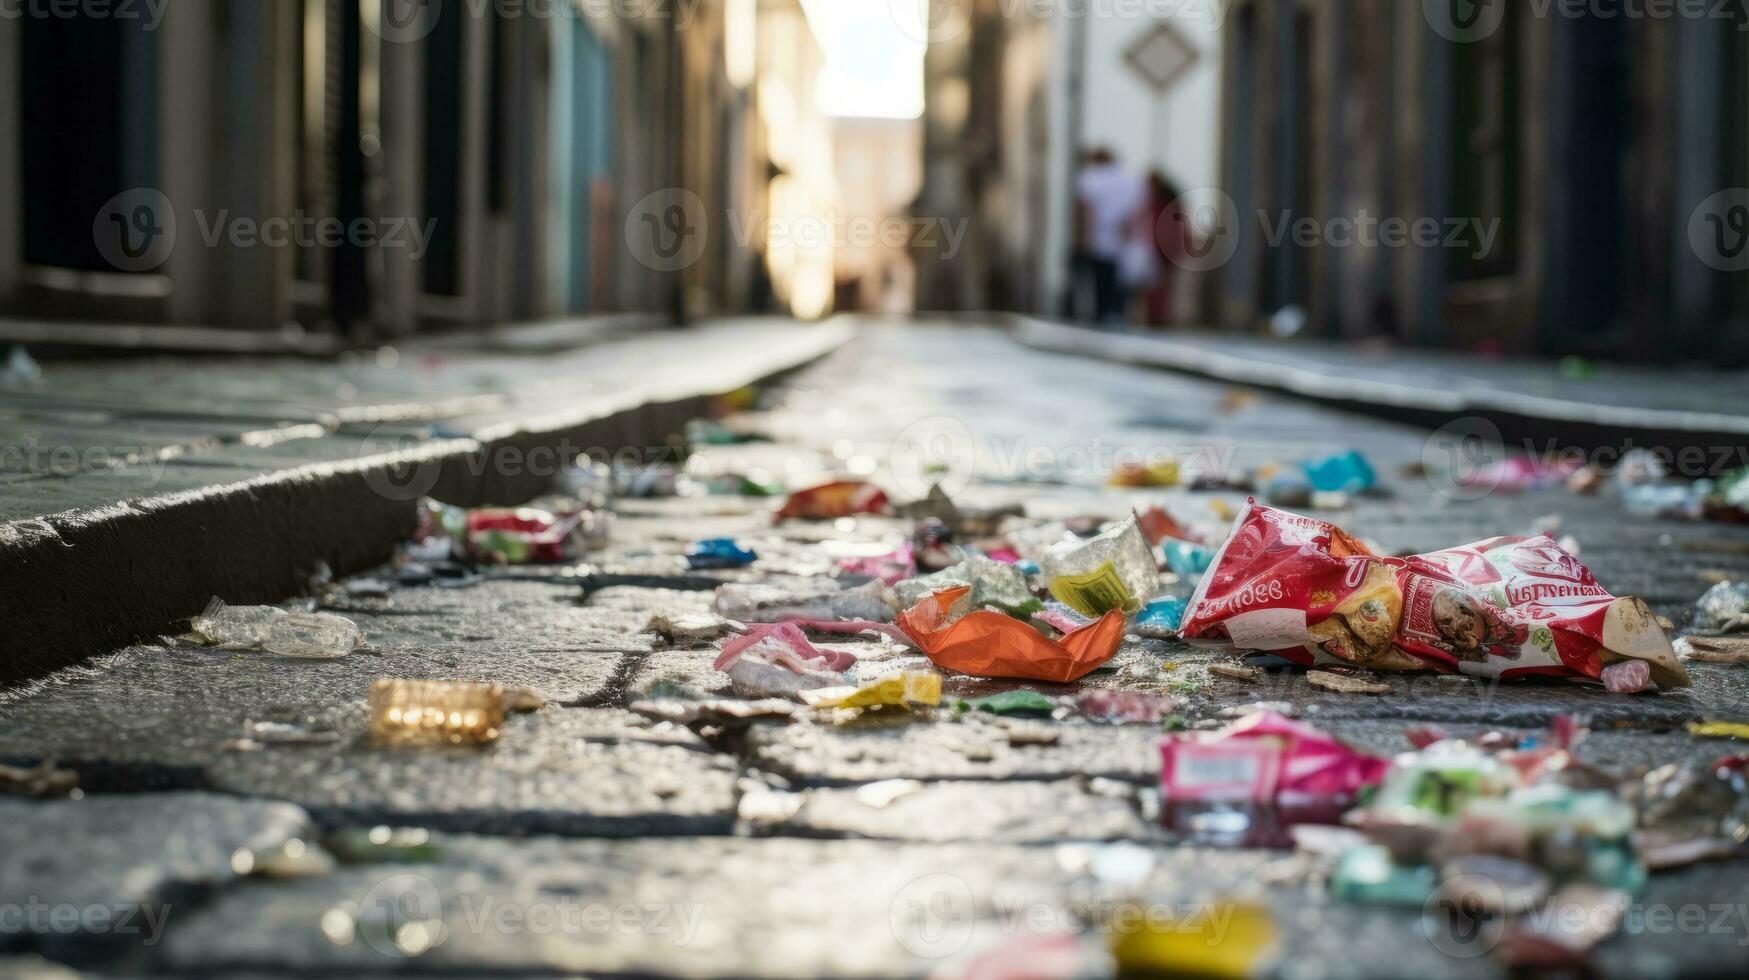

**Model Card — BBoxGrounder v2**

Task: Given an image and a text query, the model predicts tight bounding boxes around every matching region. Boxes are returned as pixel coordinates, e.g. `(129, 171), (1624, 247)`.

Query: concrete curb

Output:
(1012, 316), (1749, 460)
(0, 322), (851, 687)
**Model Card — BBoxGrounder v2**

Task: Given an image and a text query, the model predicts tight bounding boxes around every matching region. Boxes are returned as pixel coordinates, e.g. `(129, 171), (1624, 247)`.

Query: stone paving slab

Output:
(0, 793), (312, 960)
(751, 779), (1159, 843)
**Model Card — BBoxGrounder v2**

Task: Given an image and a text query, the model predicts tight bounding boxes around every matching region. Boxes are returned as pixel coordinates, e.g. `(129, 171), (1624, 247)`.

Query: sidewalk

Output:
(1013, 317), (1749, 455)
(0, 317), (852, 685)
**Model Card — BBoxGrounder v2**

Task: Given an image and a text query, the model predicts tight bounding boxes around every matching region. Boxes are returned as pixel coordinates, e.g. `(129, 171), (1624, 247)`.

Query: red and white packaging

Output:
(1178, 501), (1688, 689)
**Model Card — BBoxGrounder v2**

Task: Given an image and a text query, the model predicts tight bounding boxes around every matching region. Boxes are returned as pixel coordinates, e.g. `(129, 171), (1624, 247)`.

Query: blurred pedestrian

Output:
(1136, 171), (1188, 326)
(1066, 147), (1145, 326)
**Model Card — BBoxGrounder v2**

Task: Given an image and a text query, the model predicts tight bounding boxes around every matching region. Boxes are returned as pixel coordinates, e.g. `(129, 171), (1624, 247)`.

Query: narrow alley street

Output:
(4, 322), (1748, 978)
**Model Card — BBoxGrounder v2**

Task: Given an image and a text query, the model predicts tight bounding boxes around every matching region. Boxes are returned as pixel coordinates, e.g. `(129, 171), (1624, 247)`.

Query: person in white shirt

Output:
(1069, 147), (1146, 325)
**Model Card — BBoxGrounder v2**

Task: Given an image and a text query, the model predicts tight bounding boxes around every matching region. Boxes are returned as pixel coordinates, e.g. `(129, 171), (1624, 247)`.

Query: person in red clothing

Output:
(1137, 171), (1189, 326)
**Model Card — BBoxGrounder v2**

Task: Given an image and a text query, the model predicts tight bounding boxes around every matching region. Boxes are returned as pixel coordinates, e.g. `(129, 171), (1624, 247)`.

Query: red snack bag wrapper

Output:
(1178, 500), (1688, 689)
(899, 586), (1125, 683)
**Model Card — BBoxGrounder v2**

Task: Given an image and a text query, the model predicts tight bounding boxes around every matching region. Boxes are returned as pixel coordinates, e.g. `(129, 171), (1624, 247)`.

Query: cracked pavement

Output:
(3, 323), (1748, 978)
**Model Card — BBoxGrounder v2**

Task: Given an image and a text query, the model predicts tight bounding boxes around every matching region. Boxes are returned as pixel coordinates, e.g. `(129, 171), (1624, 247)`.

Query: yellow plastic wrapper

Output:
(800, 670), (941, 710)
(1107, 901), (1277, 979)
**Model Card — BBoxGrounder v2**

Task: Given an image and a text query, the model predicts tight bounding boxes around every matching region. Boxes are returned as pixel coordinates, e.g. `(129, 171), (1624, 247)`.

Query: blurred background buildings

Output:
(1, 0), (1744, 360)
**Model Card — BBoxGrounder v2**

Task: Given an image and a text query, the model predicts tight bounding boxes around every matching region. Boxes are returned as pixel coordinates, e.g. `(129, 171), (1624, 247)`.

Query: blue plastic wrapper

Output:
(1161, 538), (1215, 578)
(1303, 450), (1377, 494)
(1135, 595), (1186, 632)
(685, 538), (759, 570)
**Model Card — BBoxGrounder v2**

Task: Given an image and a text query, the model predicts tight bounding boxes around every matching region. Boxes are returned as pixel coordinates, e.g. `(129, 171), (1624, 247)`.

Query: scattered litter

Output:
(504, 687), (546, 712)
(368, 679), (506, 746)
(1260, 467), (1312, 508)
(1107, 900), (1277, 979)
(644, 612), (742, 643)
(800, 670), (941, 710)
(684, 538), (758, 570)
(1459, 455), (1581, 492)
(774, 480), (889, 522)
(1131, 596), (1186, 637)
(894, 553), (1041, 621)
(1209, 663), (1263, 683)
(1303, 450), (1377, 494)
(1040, 517), (1158, 617)
(1692, 580), (1749, 634)
(1676, 635), (1749, 664)
(1687, 720), (1749, 740)
(955, 690), (1056, 716)
(1108, 458), (1179, 488)
(715, 625), (849, 700)
(0, 760), (78, 798)
(1178, 500), (1689, 690)
(1074, 690), (1178, 724)
(1134, 505), (1195, 547)
(3, 345), (42, 384)
(1160, 538), (1214, 579)
(236, 838), (335, 879)
(900, 586), (1124, 683)
(417, 498), (608, 564)
(343, 578), (394, 599)
(1306, 670), (1390, 695)
(835, 542), (915, 585)
(1159, 711), (1387, 846)
(190, 599), (362, 659)
(854, 779), (924, 808)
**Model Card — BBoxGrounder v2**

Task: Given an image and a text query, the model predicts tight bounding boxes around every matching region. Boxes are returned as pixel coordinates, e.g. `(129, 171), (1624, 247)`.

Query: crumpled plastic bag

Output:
(898, 585), (1124, 683)
(191, 599), (361, 659)
(714, 628), (847, 700)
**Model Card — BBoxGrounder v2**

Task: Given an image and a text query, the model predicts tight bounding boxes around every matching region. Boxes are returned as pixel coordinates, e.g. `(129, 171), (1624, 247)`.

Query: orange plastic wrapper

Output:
(773, 480), (890, 523)
(898, 586), (1125, 683)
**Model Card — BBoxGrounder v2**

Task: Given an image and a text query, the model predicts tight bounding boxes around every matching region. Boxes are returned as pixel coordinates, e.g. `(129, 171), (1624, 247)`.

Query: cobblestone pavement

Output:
(3, 323), (1749, 978)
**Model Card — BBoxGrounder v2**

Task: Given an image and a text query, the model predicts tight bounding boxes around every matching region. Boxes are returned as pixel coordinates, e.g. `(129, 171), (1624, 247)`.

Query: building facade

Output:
(1215, 0), (1749, 360)
(0, 0), (756, 343)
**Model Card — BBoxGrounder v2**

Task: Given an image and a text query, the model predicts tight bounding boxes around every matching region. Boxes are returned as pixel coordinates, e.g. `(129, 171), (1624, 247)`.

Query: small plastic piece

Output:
(369, 679), (506, 746)
(1040, 517), (1158, 616)
(1160, 538), (1214, 578)
(1303, 451), (1375, 494)
(1158, 711), (1388, 846)
(191, 599), (362, 659)
(957, 690), (1056, 716)
(1692, 580), (1749, 634)
(800, 670), (941, 709)
(684, 538), (758, 570)
(1133, 595), (1186, 636)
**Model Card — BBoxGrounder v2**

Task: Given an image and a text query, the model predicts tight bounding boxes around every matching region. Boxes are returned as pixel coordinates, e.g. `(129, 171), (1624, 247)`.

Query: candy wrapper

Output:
(1178, 501), (1688, 690)
(1159, 711), (1387, 845)
(898, 585), (1124, 683)
(774, 480), (890, 522)
(800, 670), (941, 709)
(418, 499), (605, 564)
